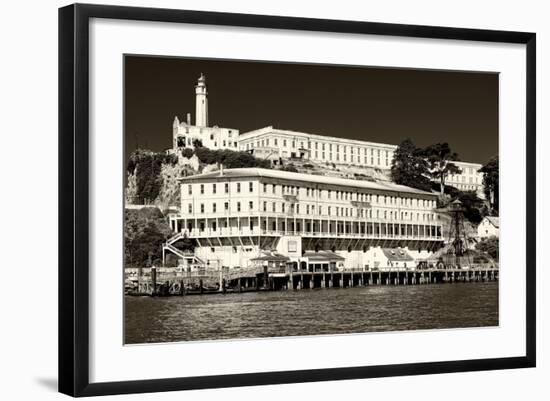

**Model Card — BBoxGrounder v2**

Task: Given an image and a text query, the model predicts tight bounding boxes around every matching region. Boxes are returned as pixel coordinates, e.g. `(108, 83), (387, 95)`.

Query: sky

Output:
(124, 55), (498, 164)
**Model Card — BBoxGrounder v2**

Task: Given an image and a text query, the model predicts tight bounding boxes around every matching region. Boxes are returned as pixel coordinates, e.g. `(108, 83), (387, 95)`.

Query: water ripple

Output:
(125, 282), (498, 344)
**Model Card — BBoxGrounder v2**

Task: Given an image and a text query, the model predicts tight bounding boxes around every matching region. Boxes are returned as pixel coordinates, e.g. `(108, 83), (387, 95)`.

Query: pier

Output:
(125, 265), (498, 296)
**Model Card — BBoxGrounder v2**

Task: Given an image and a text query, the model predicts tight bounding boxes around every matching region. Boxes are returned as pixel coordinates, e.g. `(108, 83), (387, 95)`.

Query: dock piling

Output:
(151, 266), (157, 296)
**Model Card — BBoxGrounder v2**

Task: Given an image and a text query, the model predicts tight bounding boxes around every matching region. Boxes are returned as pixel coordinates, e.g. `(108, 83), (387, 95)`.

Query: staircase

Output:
(162, 232), (206, 267)
(166, 232), (184, 246)
(163, 242), (188, 259)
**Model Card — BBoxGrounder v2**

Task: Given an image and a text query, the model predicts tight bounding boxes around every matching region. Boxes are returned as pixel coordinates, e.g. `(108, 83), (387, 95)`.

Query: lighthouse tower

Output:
(195, 73), (208, 127)
(172, 73), (239, 153)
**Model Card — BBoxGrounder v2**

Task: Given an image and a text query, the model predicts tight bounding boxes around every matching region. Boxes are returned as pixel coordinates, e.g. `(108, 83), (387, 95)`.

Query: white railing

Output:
(166, 232), (184, 245)
(182, 228), (442, 240)
(125, 263), (498, 280)
(174, 212), (440, 225)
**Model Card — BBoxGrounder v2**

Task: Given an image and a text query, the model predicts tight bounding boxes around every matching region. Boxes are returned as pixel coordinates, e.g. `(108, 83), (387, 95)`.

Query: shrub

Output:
(194, 147), (271, 169)
(124, 207), (173, 267)
(181, 148), (194, 159)
(126, 150), (178, 204)
(280, 163), (298, 173)
(475, 236), (499, 261)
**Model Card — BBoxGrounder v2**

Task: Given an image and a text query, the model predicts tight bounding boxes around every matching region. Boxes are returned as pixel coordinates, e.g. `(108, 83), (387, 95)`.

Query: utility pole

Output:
(449, 199), (466, 267)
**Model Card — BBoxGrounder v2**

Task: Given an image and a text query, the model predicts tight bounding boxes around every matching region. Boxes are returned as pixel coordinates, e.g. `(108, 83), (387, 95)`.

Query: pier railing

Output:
(125, 262), (499, 296)
(125, 263), (497, 282)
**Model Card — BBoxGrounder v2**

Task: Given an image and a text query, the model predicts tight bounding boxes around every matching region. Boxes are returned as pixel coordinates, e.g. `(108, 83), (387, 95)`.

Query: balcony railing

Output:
(172, 213), (439, 225)
(182, 228), (442, 240)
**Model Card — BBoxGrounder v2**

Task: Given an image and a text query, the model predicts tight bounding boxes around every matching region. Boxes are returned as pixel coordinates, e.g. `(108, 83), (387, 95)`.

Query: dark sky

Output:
(124, 55), (498, 164)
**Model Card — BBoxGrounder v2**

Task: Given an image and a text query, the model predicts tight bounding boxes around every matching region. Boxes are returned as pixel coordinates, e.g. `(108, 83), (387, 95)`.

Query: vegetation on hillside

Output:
(156, 162), (189, 210)
(475, 236), (499, 261)
(124, 207), (173, 267)
(126, 145), (271, 207)
(479, 155), (499, 214)
(280, 163), (299, 173)
(422, 142), (462, 195)
(391, 139), (494, 226)
(124, 207), (196, 267)
(193, 146), (271, 169)
(126, 150), (178, 204)
(391, 139), (463, 195)
(390, 139), (432, 191)
(455, 190), (485, 225)
(122, 139), (498, 267)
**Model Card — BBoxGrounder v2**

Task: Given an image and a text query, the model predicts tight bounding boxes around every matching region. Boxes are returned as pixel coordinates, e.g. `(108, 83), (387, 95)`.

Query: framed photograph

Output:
(59, 3), (536, 397)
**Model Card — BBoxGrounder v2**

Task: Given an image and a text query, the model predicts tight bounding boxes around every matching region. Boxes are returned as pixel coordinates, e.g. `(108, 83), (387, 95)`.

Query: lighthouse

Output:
(172, 73), (239, 152)
(195, 73), (208, 127)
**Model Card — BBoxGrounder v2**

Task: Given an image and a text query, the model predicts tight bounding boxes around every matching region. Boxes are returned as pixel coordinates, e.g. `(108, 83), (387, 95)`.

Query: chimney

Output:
(186, 113), (191, 125)
(219, 164), (224, 176)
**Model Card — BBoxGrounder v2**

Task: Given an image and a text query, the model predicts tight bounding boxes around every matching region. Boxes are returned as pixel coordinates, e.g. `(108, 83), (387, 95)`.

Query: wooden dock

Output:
(125, 265), (498, 296)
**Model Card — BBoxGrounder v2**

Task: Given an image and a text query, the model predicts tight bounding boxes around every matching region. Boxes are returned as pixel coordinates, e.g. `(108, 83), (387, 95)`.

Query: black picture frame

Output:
(59, 3), (536, 397)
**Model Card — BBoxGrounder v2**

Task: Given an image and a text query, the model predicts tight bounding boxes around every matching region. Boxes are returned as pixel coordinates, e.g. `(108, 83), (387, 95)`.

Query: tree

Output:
(456, 190), (484, 224)
(280, 163), (298, 173)
(193, 147), (271, 169)
(126, 150), (178, 204)
(390, 139), (432, 191)
(479, 155), (499, 213)
(475, 236), (499, 261)
(125, 172), (138, 204)
(422, 143), (462, 195)
(181, 148), (194, 159)
(124, 207), (173, 267)
(126, 147), (272, 207)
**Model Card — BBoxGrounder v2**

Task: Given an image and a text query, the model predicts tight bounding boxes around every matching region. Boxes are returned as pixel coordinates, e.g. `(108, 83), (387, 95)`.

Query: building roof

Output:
(240, 128), (482, 168)
(180, 168), (435, 196)
(239, 126), (398, 149)
(382, 248), (414, 262)
(302, 251), (346, 261)
(451, 160), (483, 168)
(250, 251), (290, 262)
(484, 216), (500, 228)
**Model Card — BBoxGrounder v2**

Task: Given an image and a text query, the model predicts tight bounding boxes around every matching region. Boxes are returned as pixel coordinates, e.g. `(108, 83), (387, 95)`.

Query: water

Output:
(124, 282), (498, 344)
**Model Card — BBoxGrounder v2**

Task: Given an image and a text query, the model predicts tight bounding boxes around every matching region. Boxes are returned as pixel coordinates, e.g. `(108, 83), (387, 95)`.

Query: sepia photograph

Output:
(123, 55), (499, 345)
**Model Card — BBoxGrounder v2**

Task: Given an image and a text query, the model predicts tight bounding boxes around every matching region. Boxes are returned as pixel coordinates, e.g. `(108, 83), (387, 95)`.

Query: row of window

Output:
(187, 182), (436, 209)
(208, 134), (237, 148)
(209, 129), (234, 138)
(311, 152), (388, 165)
(211, 140), (238, 148)
(187, 220), (441, 238)
(245, 138), (390, 155)
(176, 135), (238, 149)
(447, 172), (481, 183)
(243, 139), (392, 165)
(268, 184), (434, 207)
(192, 182), (255, 195)
(459, 166), (481, 175)
(455, 184), (482, 191)
(186, 201), (436, 221)
(176, 126), (234, 136)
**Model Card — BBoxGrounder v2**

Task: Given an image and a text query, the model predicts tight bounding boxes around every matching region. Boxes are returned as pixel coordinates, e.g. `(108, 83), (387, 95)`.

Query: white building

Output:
(171, 75), (487, 200)
(238, 126), (397, 169)
(239, 126), (485, 199)
(446, 160), (485, 198)
(167, 168), (444, 271)
(172, 74), (240, 151)
(477, 216), (499, 238)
